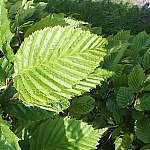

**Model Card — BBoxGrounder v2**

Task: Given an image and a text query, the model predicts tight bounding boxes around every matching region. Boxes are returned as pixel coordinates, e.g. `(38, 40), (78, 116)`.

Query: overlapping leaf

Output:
(25, 14), (89, 37)
(116, 87), (134, 108)
(14, 26), (108, 112)
(0, 116), (21, 150)
(131, 32), (150, 50)
(69, 95), (95, 115)
(143, 49), (150, 69)
(128, 65), (145, 91)
(0, 57), (14, 87)
(135, 118), (150, 144)
(0, 0), (14, 61)
(135, 94), (150, 111)
(30, 117), (107, 150)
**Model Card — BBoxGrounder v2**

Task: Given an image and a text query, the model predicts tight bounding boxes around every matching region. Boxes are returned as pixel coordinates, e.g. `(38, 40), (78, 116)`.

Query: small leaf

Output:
(0, 87), (17, 104)
(134, 94), (150, 111)
(114, 137), (122, 150)
(143, 49), (150, 69)
(117, 87), (134, 108)
(128, 65), (145, 91)
(69, 95), (95, 115)
(0, 57), (14, 88)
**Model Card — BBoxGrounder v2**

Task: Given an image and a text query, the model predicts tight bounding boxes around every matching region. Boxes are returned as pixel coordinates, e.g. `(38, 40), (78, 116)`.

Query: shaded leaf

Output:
(69, 95), (95, 115)
(128, 65), (145, 91)
(117, 87), (134, 108)
(135, 118), (150, 144)
(0, 116), (21, 150)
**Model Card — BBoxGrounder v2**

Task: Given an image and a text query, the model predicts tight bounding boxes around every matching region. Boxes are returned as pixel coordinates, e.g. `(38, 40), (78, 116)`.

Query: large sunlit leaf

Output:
(14, 26), (107, 112)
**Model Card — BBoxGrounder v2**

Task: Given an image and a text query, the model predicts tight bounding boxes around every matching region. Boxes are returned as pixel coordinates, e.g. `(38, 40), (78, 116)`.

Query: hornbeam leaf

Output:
(25, 14), (89, 37)
(128, 65), (145, 91)
(0, 0), (14, 61)
(69, 95), (95, 115)
(29, 117), (107, 150)
(116, 87), (134, 108)
(64, 118), (107, 150)
(14, 26), (107, 112)
(131, 32), (150, 50)
(134, 94), (150, 111)
(143, 49), (150, 69)
(135, 118), (150, 144)
(0, 116), (21, 150)
(0, 57), (14, 87)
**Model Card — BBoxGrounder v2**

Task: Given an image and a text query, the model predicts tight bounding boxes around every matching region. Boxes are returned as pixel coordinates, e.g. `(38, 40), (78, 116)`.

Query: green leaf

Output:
(128, 65), (145, 91)
(103, 44), (128, 69)
(64, 118), (107, 150)
(30, 117), (107, 150)
(73, 68), (113, 95)
(69, 95), (95, 115)
(113, 75), (128, 87)
(114, 137), (122, 150)
(134, 94), (150, 111)
(131, 32), (150, 50)
(25, 14), (68, 37)
(0, 57), (14, 78)
(14, 1), (47, 28)
(140, 144), (150, 150)
(143, 49), (150, 69)
(0, 0), (14, 61)
(0, 87), (17, 104)
(116, 87), (134, 108)
(108, 30), (131, 48)
(135, 118), (150, 144)
(25, 14), (89, 37)
(14, 26), (107, 112)
(0, 116), (21, 150)
(0, 67), (6, 87)
(29, 117), (68, 150)
(5, 101), (54, 122)
(0, 57), (14, 88)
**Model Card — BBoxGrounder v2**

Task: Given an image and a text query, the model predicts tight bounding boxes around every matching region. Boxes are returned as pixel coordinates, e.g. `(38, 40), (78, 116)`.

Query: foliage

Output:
(0, 0), (150, 150)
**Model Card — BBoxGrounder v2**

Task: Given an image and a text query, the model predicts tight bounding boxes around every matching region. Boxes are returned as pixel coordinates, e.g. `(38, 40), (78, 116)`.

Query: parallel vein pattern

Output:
(14, 26), (108, 112)
(30, 117), (106, 150)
